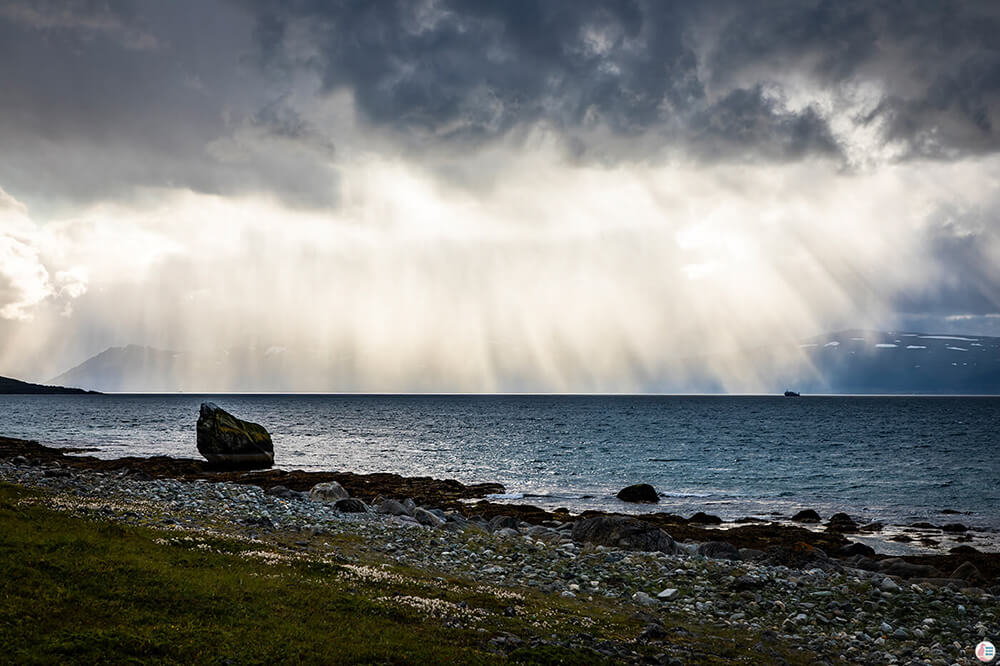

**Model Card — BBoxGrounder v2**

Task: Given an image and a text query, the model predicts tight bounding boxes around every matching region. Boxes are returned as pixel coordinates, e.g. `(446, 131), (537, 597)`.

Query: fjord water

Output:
(1, 394), (998, 530)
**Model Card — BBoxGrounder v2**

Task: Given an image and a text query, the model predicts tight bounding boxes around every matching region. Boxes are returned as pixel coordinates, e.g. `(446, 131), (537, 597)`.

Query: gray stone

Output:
(697, 541), (742, 561)
(394, 515), (422, 528)
(375, 499), (413, 516)
(196, 402), (273, 469)
(657, 588), (679, 600)
(950, 561), (984, 583)
(571, 516), (679, 554)
(632, 591), (658, 606)
(489, 515), (520, 532)
(878, 559), (939, 579)
(413, 507), (445, 527)
(334, 498), (370, 513)
(880, 578), (901, 592)
(264, 485), (301, 499)
(309, 481), (349, 502)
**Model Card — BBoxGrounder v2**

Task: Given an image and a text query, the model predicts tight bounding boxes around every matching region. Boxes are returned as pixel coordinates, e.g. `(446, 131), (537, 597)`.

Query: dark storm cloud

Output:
(240, 0), (841, 161)
(892, 207), (1000, 317)
(243, 0), (1000, 163)
(0, 0), (339, 212)
(707, 0), (1000, 160)
(1, 0), (999, 210)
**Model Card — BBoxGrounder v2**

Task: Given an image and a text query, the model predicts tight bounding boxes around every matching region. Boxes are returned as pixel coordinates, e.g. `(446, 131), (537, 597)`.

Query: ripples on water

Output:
(1, 394), (997, 529)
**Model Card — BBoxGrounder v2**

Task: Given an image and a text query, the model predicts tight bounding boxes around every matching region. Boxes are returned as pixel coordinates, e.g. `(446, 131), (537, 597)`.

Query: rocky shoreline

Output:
(1, 435), (998, 664)
(2, 436), (996, 582)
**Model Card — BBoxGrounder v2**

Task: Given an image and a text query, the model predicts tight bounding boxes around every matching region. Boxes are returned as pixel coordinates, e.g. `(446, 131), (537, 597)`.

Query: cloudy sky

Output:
(1, 0), (998, 390)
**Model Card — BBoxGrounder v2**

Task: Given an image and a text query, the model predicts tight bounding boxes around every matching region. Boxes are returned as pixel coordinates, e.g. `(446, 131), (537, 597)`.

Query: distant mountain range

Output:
(670, 329), (1000, 395)
(0, 375), (98, 395)
(43, 330), (1000, 394)
(51, 345), (184, 393)
(793, 329), (1000, 394)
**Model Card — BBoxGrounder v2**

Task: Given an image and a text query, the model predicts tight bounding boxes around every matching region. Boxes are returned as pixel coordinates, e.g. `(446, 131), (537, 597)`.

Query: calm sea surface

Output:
(1, 394), (998, 530)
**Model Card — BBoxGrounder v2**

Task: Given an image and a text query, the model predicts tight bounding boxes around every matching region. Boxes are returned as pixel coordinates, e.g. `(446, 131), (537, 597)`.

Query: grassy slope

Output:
(0, 484), (815, 664)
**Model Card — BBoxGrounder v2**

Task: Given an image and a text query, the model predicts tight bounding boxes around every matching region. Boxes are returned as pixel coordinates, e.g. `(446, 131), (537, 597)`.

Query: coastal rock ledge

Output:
(196, 402), (274, 470)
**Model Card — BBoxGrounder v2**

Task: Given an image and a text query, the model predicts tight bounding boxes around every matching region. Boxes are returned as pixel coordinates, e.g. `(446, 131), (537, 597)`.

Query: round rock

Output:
(616, 483), (659, 503)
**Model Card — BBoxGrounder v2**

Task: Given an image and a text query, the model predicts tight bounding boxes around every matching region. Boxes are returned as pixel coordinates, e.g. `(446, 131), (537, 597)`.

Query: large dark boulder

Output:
(196, 402), (273, 469)
(792, 509), (821, 523)
(571, 516), (679, 554)
(826, 512), (859, 532)
(616, 483), (659, 503)
(688, 511), (723, 525)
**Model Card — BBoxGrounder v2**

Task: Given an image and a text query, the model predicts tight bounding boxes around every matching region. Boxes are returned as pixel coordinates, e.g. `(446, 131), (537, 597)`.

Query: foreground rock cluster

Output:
(0, 449), (996, 665)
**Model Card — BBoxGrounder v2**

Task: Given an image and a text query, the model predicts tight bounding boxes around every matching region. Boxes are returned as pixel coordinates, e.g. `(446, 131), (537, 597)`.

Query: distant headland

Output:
(0, 375), (99, 395)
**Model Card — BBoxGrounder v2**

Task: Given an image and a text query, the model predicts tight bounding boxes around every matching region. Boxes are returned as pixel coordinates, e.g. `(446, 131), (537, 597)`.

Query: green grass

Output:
(0, 483), (818, 664)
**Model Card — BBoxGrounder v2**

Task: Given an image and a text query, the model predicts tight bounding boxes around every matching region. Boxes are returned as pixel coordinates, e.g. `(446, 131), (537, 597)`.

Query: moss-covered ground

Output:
(0, 483), (818, 664)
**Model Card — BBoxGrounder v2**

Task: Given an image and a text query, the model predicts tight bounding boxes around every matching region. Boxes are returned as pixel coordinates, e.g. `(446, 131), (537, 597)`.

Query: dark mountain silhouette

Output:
(50, 345), (184, 393)
(0, 375), (98, 395)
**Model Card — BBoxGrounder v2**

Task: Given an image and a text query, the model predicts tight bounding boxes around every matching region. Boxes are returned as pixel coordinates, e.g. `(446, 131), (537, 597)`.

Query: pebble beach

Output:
(2, 446), (997, 665)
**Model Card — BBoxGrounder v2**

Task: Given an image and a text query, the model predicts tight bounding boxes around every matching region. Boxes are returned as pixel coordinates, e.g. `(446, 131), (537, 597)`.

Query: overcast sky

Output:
(1, 0), (999, 389)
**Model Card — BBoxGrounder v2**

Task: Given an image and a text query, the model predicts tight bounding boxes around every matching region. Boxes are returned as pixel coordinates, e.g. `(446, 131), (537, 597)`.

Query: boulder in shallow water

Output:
(826, 512), (858, 532)
(196, 402), (273, 469)
(309, 481), (349, 502)
(792, 509), (821, 523)
(571, 516), (679, 554)
(615, 483), (659, 503)
(688, 511), (723, 525)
